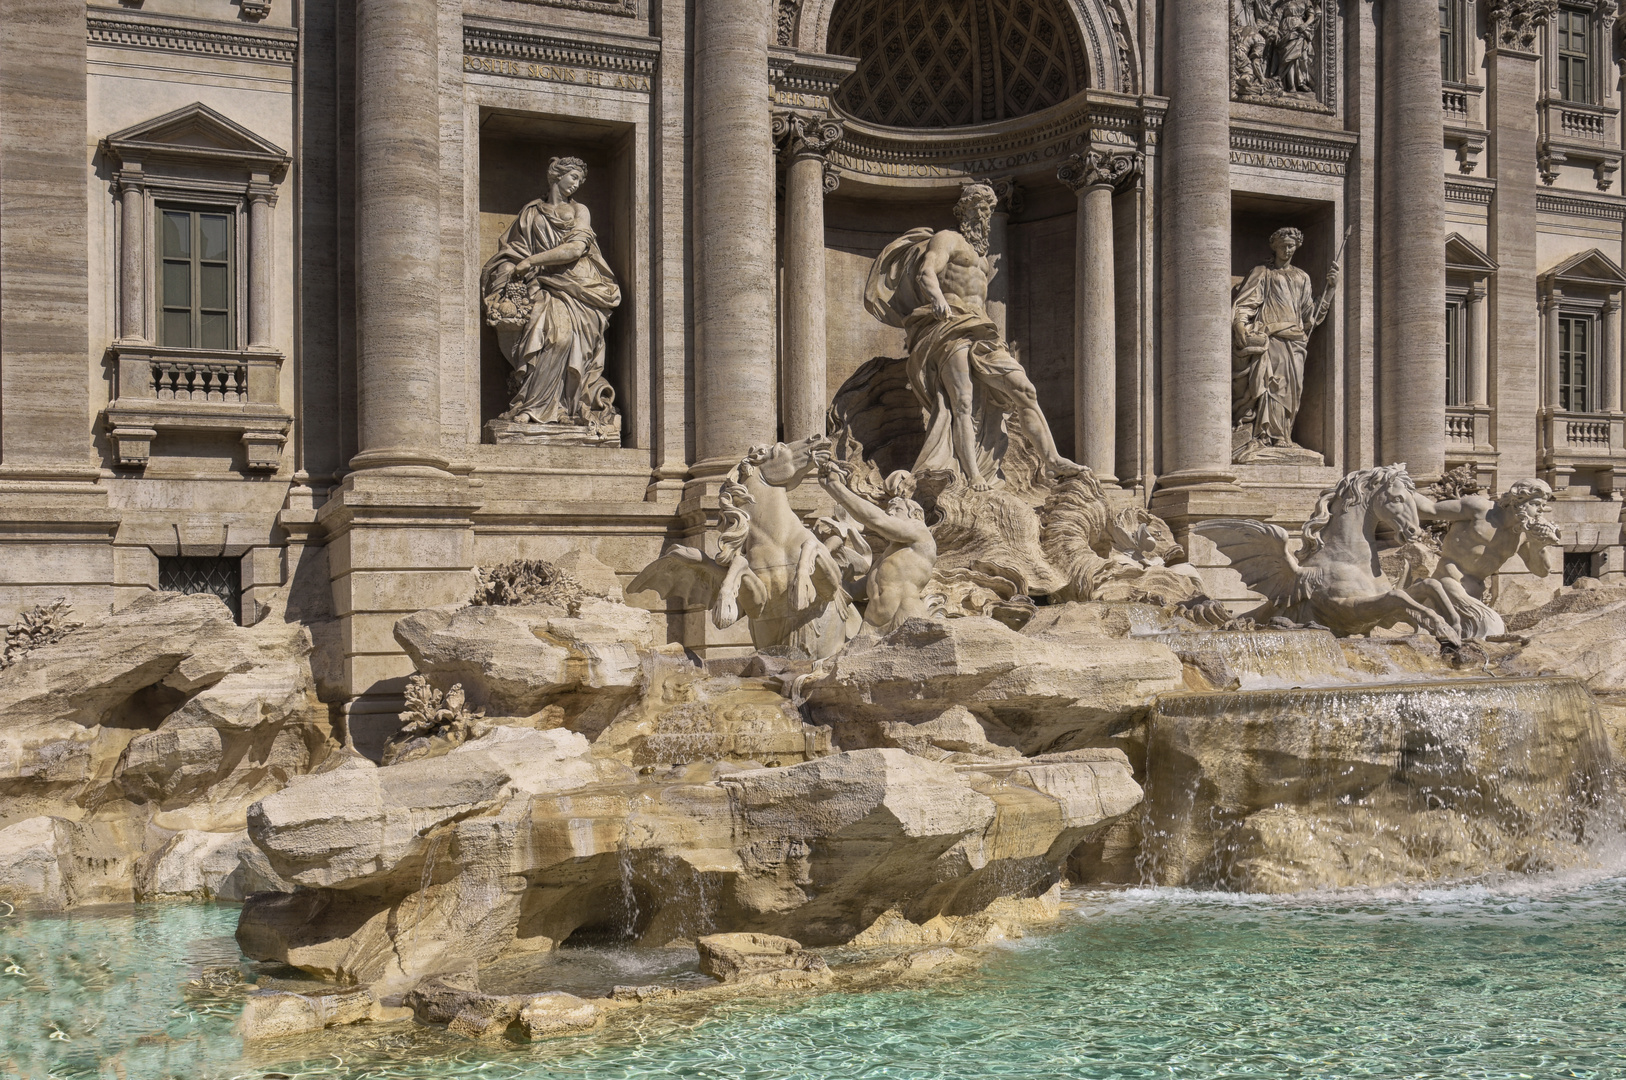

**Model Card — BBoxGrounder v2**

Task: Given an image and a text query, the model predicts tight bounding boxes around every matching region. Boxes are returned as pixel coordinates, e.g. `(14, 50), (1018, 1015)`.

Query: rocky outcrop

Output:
(803, 612), (1183, 755)
(1137, 677), (1615, 892)
(394, 598), (669, 734)
(236, 728), (1141, 991)
(0, 591), (336, 910)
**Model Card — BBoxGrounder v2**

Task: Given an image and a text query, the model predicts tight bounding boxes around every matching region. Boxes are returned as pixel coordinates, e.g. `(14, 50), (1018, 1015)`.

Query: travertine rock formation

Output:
(236, 727), (1140, 991)
(0, 591), (334, 909)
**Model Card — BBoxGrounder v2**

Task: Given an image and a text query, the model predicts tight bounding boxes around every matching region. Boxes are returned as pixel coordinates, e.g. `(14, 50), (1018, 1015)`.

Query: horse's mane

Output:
(1300, 463), (1414, 558)
(717, 462), (756, 563)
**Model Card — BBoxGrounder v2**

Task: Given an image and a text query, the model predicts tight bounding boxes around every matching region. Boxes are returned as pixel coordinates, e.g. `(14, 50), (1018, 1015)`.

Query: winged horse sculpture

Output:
(630, 434), (863, 660)
(1194, 464), (1462, 644)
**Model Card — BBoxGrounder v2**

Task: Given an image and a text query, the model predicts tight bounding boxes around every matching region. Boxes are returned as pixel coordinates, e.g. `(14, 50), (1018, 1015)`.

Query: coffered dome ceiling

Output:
(828, 0), (1090, 129)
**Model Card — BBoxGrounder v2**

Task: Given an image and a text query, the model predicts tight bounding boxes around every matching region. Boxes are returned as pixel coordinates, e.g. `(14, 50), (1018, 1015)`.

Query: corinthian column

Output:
(774, 112), (842, 443)
(1059, 150), (1140, 484)
(1379, 0), (1450, 480)
(695, 0), (776, 473)
(353, 0), (443, 471)
(1154, 0), (1236, 505)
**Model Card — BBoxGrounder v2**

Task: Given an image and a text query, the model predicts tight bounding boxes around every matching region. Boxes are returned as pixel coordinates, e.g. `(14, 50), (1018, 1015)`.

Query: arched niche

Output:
(793, 0), (1139, 99)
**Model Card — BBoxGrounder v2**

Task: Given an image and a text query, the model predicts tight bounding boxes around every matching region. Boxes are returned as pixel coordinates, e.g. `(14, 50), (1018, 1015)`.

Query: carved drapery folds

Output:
(1230, 0), (1333, 111)
(1487, 0), (1559, 50)
(1057, 149), (1143, 192)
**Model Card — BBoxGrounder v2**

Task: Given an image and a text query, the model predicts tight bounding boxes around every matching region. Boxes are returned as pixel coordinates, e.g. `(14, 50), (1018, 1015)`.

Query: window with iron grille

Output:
(158, 556), (242, 624)
(158, 207), (235, 350)
(1558, 312), (1594, 412)
(1564, 551), (1594, 586)
(1557, 6), (1592, 104)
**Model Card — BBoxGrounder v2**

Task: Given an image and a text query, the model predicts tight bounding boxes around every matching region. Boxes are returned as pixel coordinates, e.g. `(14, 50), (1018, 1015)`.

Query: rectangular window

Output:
(1558, 312), (1594, 412)
(1440, 0), (1459, 82)
(158, 207), (234, 350)
(1445, 301), (1464, 406)
(1563, 551), (1594, 587)
(158, 555), (242, 624)
(1557, 6), (1591, 104)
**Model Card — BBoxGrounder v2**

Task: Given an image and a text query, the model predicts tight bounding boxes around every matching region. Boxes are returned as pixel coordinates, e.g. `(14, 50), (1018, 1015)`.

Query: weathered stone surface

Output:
(804, 615), (1182, 754)
(0, 591), (336, 909)
(394, 599), (661, 725)
(237, 991), (323, 1041)
(1137, 678), (1614, 892)
(696, 932), (826, 982)
(517, 992), (604, 1039)
(238, 742), (1141, 988)
(134, 828), (291, 901)
(0, 816), (66, 908)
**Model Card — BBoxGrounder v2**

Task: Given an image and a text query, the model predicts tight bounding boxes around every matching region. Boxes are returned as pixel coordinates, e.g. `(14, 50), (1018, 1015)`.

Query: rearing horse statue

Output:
(630, 434), (863, 660)
(1194, 464), (1461, 644)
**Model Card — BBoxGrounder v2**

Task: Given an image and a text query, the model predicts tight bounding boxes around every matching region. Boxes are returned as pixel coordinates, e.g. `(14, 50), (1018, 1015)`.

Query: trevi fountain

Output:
(4, 1), (1626, 1077)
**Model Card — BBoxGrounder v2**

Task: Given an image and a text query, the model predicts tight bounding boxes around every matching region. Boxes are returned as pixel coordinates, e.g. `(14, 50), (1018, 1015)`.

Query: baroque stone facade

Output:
(0, 0), (1624, 720)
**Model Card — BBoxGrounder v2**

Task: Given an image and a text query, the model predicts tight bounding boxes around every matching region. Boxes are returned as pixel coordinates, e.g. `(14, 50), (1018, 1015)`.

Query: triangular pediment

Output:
(1445, 233), (1497, 274)
(103, 103), (289, 174)
(1544, 247), (1626, 289)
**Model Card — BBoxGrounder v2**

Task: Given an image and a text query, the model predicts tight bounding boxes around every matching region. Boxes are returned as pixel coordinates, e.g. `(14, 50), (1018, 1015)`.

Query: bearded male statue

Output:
(864, 182), (1086, 491)
(1411, 478), (1561, 640)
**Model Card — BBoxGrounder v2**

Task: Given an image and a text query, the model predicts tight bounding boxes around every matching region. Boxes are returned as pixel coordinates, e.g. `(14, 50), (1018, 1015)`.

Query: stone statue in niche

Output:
(1230, 225), (1342, 464)
(863, 181), (1086, 491)
(1231, 0), (1323, 105)
(481, 156), (622, 445)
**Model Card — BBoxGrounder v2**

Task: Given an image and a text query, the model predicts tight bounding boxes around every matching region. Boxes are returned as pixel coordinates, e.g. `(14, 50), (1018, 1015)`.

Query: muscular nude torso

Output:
(924, 231), (993, 316)
(864, 538), (935, 631)
(1433, 498), (1525, 593)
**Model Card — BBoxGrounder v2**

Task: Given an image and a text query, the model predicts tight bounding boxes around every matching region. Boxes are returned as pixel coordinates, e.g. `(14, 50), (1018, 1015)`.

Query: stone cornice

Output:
(462, 17), (659, 91)
(1536, 189), (1626, 221)
(86, 6), (297, 65)
(769, 48), (859, 114)
(826, 91), (1155, 184)
(497, 0), (638, 16)
(1229, 124), (1357, 177)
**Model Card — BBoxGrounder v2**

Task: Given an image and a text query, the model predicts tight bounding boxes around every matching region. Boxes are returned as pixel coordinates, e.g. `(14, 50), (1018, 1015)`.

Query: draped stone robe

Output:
(481, 199), (621, 426)
(1231, 260), (1326, 446)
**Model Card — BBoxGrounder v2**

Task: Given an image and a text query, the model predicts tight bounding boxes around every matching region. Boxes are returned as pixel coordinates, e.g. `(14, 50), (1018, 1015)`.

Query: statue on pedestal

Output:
(481, 156), (622, 445)
(863, 181), (1085, 491)
(1230, 225), (1341, 463)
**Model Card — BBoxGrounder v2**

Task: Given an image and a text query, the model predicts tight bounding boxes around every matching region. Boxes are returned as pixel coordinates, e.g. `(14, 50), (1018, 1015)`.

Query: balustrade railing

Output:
(152, 359), (248, 404)
(1442, 90), (1468, 121)
(1560, 107), (1608, 141)
(1566, 418), (1611, 446)
(1445, 412), (1475, 444)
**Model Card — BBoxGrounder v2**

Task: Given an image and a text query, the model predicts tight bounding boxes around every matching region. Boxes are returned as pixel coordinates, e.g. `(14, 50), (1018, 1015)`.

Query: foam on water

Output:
(8, 870), (1626, 1080)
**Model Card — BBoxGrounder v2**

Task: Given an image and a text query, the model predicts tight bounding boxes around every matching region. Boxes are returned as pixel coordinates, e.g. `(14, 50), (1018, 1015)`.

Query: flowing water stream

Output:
(6, 868), (1626, 1079)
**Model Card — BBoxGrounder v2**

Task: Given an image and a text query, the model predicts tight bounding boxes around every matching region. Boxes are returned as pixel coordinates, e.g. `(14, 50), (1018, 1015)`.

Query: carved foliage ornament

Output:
(772, 112), (845, 162)
(1487, 0), (1559, 50)
(776, 0), (801, 46)
(1056, 149), (1142, 192)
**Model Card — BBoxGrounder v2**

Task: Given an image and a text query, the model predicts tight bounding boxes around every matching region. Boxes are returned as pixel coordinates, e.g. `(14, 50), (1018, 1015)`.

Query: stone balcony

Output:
(1538, 98), (1624, 191)
(104, 344), (293, 472)
(1539, 408), (1626, 493)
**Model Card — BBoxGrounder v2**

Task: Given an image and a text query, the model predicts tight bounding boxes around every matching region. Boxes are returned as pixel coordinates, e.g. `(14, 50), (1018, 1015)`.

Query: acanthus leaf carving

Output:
(772, 111), (845, 163)
(1056, 149), (1142, 192)
(1487, 0), (1559, 50)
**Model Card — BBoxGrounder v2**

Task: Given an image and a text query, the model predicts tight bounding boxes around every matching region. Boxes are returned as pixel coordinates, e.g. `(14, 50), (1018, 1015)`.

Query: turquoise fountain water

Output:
(6, 870), (1626, 1079)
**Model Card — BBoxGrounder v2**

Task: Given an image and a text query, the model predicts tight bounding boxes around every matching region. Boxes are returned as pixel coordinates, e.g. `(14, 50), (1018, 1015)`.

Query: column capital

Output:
(970, 175), (1023, 214)
(772, 110), (844, 164)
(1486, 0), (1557, 54)
(822, 162), (842, 195)
(1057, 149), (1142, 194)
(1605, 295), (1623, 314)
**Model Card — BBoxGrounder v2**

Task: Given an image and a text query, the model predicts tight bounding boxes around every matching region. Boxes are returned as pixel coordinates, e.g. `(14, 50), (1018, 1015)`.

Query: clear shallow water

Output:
(6, 874), (1626, 1080)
